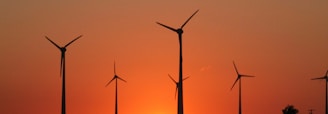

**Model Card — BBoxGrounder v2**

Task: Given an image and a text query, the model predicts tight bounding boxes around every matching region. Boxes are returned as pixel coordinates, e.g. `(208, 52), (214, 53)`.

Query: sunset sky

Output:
(1, 0), (328, 114)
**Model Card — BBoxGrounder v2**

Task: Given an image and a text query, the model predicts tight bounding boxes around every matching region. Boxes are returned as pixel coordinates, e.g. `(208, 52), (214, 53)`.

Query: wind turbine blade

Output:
(114, 61), (116, 75)
(64, 35), (82, 47)
(105, 77), (116, 87)
(168, 74), (177, 83)
(45, 36), (61, 49)
(156, 22), (177, 32)
(180, 9), (199, 29)
(231, 78), (239, 90)
(311, 76), (326, 80)
(175, 85), (178, 99)
(183, 76), (190, 81)
(233, 61), (239, 75)
(117, 76), (127, 82)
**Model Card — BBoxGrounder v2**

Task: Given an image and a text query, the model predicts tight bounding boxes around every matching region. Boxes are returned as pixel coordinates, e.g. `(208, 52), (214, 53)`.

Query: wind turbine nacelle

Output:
(60, 48), (67, 52)
(177, 29), (183, 34)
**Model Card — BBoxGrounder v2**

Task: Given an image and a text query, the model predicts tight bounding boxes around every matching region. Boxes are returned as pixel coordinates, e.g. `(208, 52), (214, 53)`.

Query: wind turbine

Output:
(156, 9), (199, 114)
(168, 74), (189, 99)
(230, 61), (255, 114)
(311, 70), (328, 114)
(308, 109), (315, 114)
(106, 61), (127, 114)
(45, 35), (82, 114)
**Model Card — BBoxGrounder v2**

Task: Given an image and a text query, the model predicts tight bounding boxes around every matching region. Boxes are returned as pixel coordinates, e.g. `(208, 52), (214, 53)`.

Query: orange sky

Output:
(1, 0), (328, 114)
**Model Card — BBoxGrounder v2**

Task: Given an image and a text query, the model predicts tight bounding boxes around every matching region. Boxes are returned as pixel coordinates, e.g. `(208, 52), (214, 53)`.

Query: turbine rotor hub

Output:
(61, 48), (66, 52)
(177, 29), (183, 34)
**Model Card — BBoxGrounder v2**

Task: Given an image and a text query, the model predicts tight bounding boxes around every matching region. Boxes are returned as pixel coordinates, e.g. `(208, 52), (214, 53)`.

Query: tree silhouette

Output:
(282, 105), (299, 114)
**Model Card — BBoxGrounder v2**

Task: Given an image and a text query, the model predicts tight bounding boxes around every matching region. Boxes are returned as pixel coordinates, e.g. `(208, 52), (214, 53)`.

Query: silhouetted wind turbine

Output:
(168, 74), (189, 99)
(156, 9), (199, 114)
(230, 61), (255, 114)
(45, 35), (82, 114)
(308, 109), (315, 114)
(106, 61), (127, 114)
(311, 70), (328, 114)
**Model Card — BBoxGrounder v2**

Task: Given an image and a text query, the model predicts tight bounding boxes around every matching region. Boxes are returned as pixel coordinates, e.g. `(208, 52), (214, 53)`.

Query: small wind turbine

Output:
(311, 70), (328, 114)
(230, 61), (255, 114)
(45, 35), (82, 114)
(106, 61), (127, 114)
(308, 109), (315, 114)
(168, 74), (189, 99)
(156, 9), (199, 114)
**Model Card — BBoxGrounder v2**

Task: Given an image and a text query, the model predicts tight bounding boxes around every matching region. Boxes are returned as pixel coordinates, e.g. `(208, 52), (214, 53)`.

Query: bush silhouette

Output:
(282, 105), (299, 114)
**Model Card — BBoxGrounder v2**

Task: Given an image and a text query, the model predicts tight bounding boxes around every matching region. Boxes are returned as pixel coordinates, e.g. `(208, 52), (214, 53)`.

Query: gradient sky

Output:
(1, 0), (328, 114)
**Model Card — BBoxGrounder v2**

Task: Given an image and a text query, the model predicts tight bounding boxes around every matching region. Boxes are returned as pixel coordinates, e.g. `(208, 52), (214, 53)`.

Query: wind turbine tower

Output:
(230, 61), (255, 114)
(106, 61), (127, 114)
(156, 10), (199, 114)
(45, 35), (82, 114)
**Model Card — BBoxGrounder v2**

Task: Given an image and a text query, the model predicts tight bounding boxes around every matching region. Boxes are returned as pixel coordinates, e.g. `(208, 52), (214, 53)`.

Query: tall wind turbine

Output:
(106, 61), (127, 114)
(168, 74), (189, 99)
(45, 35), (82, 114)
(230, 61), (255, 114)
(156, 9), (199, 114)
(311, 70), (328, 114)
